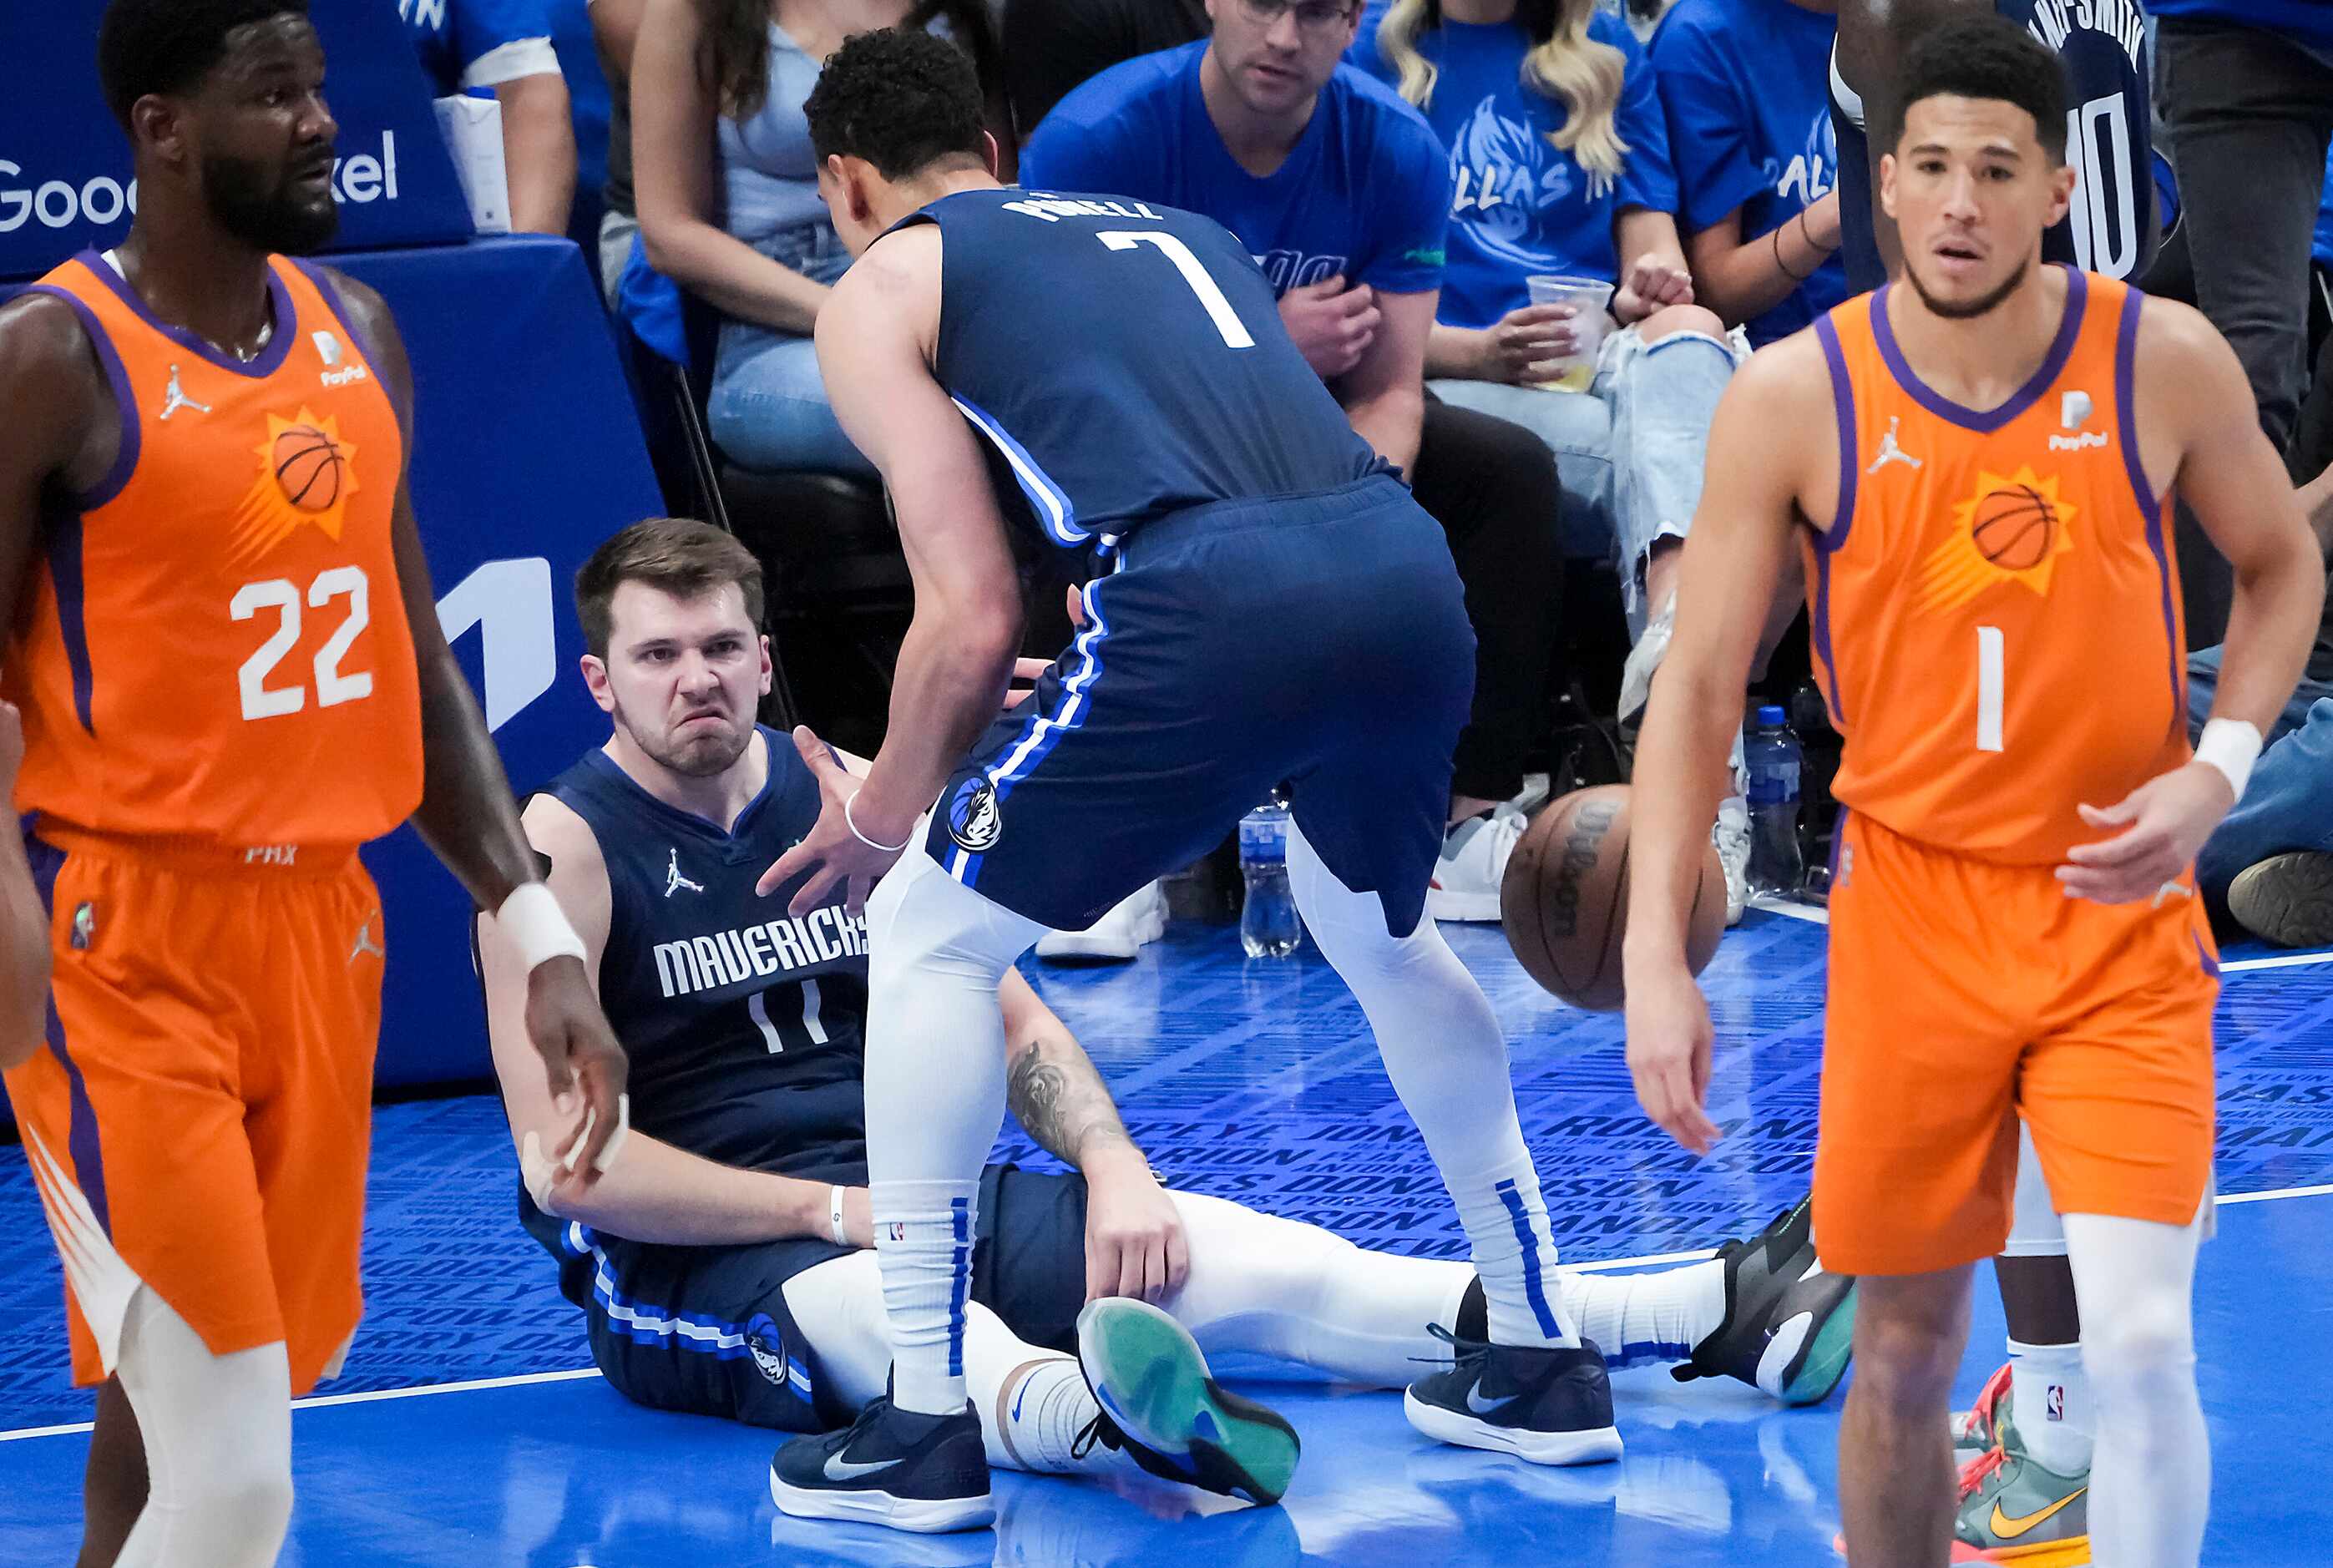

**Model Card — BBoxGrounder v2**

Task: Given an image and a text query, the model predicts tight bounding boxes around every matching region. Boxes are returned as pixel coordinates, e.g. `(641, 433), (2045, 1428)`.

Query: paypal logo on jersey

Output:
(1445, 97), (1578, 271)
(1767, 111), (1837, 206)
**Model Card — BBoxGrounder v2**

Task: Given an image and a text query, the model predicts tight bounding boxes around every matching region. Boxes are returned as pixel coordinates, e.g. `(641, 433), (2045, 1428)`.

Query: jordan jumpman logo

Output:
(665, 848), (706, 898)
(348, 913), (385, 965)
(1866, 415), (1922, 474)
(159, 365), (210, 421)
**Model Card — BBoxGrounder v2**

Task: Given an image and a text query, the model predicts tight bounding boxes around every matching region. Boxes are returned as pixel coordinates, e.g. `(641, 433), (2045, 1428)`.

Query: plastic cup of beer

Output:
(1524, 274), (1615, 392)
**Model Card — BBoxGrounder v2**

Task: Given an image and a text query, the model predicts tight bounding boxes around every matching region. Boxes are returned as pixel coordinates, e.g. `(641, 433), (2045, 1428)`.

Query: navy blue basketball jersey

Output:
(537, 731), (872, 1186)
(1832, 0), (2157, 293)
(899, 187), (1384, 552)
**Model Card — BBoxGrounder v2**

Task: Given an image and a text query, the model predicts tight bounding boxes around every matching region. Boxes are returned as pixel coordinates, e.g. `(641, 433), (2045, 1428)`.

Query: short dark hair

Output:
(96, 0), (311, 131)
(804, 28), (988, 182)
(575, 518), (766, 658)
(1895, 14), (2069, 162)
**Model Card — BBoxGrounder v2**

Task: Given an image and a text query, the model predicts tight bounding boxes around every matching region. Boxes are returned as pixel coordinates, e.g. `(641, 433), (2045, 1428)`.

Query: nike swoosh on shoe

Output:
(824, 1454), (903, 1482)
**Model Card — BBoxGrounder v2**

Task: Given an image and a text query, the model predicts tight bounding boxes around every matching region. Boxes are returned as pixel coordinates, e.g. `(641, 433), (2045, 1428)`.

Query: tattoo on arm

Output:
(1006, 1034), (1136, 1169)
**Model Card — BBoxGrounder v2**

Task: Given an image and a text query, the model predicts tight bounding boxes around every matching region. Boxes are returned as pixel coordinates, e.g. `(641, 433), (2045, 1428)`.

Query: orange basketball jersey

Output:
(8, 252), (424, 848)
(1804, 268), (2189, 865)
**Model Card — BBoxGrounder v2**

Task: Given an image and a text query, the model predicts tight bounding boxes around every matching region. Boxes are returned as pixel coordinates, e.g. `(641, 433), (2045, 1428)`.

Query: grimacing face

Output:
(1883, 94), (2076, 321)
(590, 581), (772, 779)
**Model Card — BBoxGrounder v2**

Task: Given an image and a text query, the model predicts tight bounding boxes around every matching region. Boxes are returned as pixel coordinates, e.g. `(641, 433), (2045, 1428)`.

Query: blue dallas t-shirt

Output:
(1018, 40), (1451, 298)
(1649, 0), (1845, 346)
(1348, 3), (1678, 330)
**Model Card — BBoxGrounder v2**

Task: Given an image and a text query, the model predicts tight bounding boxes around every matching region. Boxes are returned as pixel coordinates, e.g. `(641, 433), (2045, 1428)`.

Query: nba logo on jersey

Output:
(2047, 1383), (2065, 1422)
(69, 902), (95, 951)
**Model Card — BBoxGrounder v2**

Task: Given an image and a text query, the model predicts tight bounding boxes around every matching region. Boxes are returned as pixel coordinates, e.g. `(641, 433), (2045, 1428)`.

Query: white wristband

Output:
(843, 789), (913, 853)
(497, 880), (586, 972)
(829, 1185), (851, 1247)
(2194, 717), (2263, 804)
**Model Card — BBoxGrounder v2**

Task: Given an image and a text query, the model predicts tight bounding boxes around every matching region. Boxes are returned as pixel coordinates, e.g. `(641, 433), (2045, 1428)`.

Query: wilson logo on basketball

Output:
(226, 407), (358, 564)
(1915, 465), (2077, 612)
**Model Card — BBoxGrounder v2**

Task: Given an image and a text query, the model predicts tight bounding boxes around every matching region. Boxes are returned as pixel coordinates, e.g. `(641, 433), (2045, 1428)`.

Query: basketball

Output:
(1501, 784), (1725, 1012)
(272, 424), (343, 513)
(1970, 483), (2057, 569)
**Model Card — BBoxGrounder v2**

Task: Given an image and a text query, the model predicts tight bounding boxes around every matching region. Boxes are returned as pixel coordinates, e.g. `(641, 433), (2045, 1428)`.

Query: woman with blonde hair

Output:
(1354, 0), (1748, 709)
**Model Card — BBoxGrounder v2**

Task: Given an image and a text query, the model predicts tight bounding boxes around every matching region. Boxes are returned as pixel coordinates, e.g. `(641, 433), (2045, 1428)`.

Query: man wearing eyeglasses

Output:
(1016, 0), (1570, 921)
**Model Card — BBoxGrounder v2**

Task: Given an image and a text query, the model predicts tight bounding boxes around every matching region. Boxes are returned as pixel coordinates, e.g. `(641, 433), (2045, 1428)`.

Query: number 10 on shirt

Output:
(1098, 231), (1256, 351)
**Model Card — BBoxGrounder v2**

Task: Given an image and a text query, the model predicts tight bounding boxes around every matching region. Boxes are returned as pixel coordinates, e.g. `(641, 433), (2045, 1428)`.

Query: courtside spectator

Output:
(400, 0), (580, 234)
(1648, 0), (1845, 347)
(629, 0), (1004, 477)
(1017, 0), (1572, 920)
(588, 0), (644, 299)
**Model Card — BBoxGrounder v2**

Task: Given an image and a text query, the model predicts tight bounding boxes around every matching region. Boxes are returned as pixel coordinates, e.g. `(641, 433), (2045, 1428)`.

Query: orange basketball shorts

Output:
(1812, 810), (2219, 1277)
(2, 825), (386, 1395)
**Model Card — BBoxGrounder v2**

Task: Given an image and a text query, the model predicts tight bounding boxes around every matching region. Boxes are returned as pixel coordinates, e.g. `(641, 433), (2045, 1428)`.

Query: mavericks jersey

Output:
(1832, 0), (2157, 293)
(8, 253), (424, 848)
(901, 188), (1382, 553)
(1806, 269), (2189, 864)
(539, 731), (870, 1185)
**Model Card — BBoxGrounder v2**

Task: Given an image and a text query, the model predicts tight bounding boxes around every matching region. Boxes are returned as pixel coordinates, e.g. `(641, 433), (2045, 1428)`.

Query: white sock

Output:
(871, 1178), (980, 1415)
(2007, 1337), (2093, 1475)
(2066, 1211), (2209, 1568)
(1284, 821), (1575, 1348)
(1565, 1260), (1729, 1368)
(859, 847), (1045, 1417)
(989, 1357), (1121, 1474)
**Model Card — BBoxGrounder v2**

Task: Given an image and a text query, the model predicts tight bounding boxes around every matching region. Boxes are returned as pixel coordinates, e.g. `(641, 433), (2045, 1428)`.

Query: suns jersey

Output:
(1805, 268), (2189, 865)
(8, 252), (424, 849)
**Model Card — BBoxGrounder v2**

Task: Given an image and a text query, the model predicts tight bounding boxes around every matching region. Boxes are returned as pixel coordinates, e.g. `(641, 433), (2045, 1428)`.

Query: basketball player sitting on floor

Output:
(477, 519), (1857, 1510)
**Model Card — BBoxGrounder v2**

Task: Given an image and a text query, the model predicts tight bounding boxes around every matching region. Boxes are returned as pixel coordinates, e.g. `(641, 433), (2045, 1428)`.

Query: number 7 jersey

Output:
(7, 252), (424, 849)
(1804, 268), (2190, 864)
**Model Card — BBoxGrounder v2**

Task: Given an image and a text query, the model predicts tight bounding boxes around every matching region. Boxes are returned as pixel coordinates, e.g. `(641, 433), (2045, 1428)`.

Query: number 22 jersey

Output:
(8, 252), (424, 849)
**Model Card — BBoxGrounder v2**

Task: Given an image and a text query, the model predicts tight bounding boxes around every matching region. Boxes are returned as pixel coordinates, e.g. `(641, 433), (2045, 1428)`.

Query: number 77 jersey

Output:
(1804, 269), (2192, 865)
(7, 253), (424, 850)
(900, 188), (1383, 553)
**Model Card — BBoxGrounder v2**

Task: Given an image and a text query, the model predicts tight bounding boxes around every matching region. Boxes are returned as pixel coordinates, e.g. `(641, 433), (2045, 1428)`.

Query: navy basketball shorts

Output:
(566, 1166), (1089, 1434)
(924, 474), (1476, 936)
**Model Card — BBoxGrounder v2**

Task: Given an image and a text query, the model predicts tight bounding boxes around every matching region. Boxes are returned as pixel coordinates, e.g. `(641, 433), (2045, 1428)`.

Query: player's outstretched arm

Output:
(1623, 336), (1827, 1153)
(0, 702), (49, 1068)
(2059, 300), (2327, 903)
(327, 270), (628, 1182)
(481, 796), (861, 1241)
(999, 969), (1187, 1302)
(761, 227), (1025, 914)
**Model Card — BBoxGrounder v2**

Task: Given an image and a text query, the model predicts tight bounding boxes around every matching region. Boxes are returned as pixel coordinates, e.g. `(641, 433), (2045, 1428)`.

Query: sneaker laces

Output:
(1070, 1413), (1123, 1462)
(1958, 1444), (2008, 1501)
(1414, 1320), (1490, 1368)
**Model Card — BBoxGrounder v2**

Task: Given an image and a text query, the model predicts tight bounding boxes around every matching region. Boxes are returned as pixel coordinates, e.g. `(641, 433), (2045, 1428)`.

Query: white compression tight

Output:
(786, 1188), (1732, 1474)
(2063, 1211), (2209, 1568)
(109, 1286), (294, 1568)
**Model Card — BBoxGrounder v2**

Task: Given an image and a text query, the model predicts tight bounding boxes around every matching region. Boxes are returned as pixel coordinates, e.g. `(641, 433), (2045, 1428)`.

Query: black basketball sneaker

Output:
(1404, 1326), (1623, 1465)
(770, 1395), (994, 1533)
(1671, 1194), (1857, 1405)
(1073, 1297), (1301, 1505)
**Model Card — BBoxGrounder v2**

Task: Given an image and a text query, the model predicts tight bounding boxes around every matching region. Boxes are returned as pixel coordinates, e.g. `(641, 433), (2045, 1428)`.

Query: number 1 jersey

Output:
(1806, 269), (2191, 866)
(900, 187), (1384, 554)
(8, 253), (424, 849)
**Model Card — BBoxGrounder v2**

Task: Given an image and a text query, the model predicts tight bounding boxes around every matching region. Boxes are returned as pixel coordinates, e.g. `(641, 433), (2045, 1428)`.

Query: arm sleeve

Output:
(1354, 114), (1452, 294)
(453, 0), (564, 89)
(1652, 17), (1767, 235)
(1611, 29), (1679, 217)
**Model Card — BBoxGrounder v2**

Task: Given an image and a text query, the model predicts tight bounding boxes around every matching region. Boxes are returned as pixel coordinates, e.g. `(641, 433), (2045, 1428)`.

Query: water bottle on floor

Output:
(1744, 706), (1804, 899)
(1238, 795), (1301, 959)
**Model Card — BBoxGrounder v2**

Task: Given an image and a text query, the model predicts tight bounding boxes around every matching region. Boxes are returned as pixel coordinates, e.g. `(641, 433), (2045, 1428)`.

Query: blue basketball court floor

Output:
(3, 908), (2328, 1565)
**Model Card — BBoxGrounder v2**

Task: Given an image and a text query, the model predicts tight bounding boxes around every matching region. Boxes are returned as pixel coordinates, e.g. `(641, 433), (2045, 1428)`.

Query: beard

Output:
(1904, 252), (2030, 321)
(616, 698), (754, 779)
(203, 148), (339, 255)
